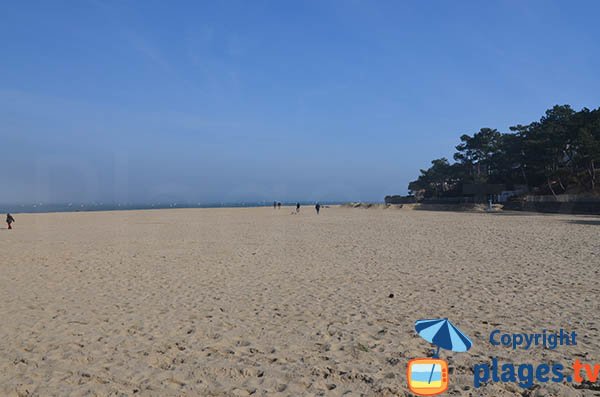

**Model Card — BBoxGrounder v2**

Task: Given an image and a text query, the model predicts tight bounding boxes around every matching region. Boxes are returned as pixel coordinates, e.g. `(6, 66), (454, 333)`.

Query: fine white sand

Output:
(0, 207), (598, 396)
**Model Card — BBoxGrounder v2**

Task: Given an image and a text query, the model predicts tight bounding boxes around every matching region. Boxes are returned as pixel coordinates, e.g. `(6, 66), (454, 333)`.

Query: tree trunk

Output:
(589, 159), (596, 191)
(520, 166), (529, 187)
(547, 177), (558, 199)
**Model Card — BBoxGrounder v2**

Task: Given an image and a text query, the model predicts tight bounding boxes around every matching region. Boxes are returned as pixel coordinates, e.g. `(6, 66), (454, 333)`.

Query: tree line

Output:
(408, 105), (600, 198)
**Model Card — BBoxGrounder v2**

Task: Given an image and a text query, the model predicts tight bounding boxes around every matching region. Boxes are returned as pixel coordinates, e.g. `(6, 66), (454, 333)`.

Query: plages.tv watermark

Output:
(474, 328), (600, 388)
(408, 320), (599, 396)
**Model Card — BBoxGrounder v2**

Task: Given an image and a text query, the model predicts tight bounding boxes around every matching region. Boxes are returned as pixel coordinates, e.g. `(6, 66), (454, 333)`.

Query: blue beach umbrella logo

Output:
(415, 318), (473, 356)
(407, 318), (473, 396)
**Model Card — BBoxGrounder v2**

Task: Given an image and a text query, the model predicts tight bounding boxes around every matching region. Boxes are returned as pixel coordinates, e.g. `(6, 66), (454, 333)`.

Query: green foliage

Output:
(409, 105), (600, 196)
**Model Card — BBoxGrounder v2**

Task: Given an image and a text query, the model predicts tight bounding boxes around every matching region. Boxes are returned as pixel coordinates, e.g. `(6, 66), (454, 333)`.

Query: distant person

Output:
(273, 201), (277, 209)
(296, 202), (300, 213)
(277, 202), (281, 209)
(6, 213), (15, 229)
(315, 203), (321, 214)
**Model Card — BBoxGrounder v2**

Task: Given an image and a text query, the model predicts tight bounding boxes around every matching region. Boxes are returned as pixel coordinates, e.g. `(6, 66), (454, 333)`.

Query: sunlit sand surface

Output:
(0, 207), (598, 396)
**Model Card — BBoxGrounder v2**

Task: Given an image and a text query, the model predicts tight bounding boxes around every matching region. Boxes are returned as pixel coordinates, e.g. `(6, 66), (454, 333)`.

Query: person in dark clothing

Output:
(315, 203), (321, 214)
(6, 213), (15, 229)
(277, 202), (281, 209)
(296, 202), (300, 213)
(273, 201), (277, 209)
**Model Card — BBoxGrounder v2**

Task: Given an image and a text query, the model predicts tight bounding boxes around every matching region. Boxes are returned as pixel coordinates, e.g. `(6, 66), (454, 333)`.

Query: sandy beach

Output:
(0, 207), (598, 396)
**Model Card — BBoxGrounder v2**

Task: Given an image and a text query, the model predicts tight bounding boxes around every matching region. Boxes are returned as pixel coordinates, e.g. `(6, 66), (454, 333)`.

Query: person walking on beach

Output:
(315, 203), (321, 214)
(6, 213), (15, 229)
(273, 201), (277, 209)
(296, 202), (300, 213)
(277, 202), (281, 209)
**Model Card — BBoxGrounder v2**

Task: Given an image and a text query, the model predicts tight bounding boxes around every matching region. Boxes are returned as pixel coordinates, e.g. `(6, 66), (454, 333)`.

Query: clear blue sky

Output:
(1, 0), (599, 204)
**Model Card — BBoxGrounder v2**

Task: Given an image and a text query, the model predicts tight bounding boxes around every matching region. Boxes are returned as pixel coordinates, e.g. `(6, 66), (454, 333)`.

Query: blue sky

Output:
(1, 0), (599, 204)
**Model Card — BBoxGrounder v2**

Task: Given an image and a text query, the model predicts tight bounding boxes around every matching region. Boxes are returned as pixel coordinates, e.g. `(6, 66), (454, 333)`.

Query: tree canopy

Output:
(408, 105), (600, 198)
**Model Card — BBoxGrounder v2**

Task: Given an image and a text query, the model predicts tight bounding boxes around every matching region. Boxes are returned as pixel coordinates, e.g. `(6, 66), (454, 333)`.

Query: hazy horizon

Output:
(2, 1), (599, 204)
(0, 201), (348, 215)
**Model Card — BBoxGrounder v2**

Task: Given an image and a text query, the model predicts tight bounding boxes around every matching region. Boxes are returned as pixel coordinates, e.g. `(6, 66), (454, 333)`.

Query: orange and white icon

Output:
(407, 358), (449, 396)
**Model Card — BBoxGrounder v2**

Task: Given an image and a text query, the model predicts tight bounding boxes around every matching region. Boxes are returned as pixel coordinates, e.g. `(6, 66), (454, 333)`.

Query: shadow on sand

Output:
(487, 211), (600, 224)
(488, 211), (547, 217)
(566, 219), (600, 226)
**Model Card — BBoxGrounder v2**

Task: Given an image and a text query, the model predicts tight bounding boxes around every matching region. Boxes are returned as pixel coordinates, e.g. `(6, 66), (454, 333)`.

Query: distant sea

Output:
(0, 202), (343, 214)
